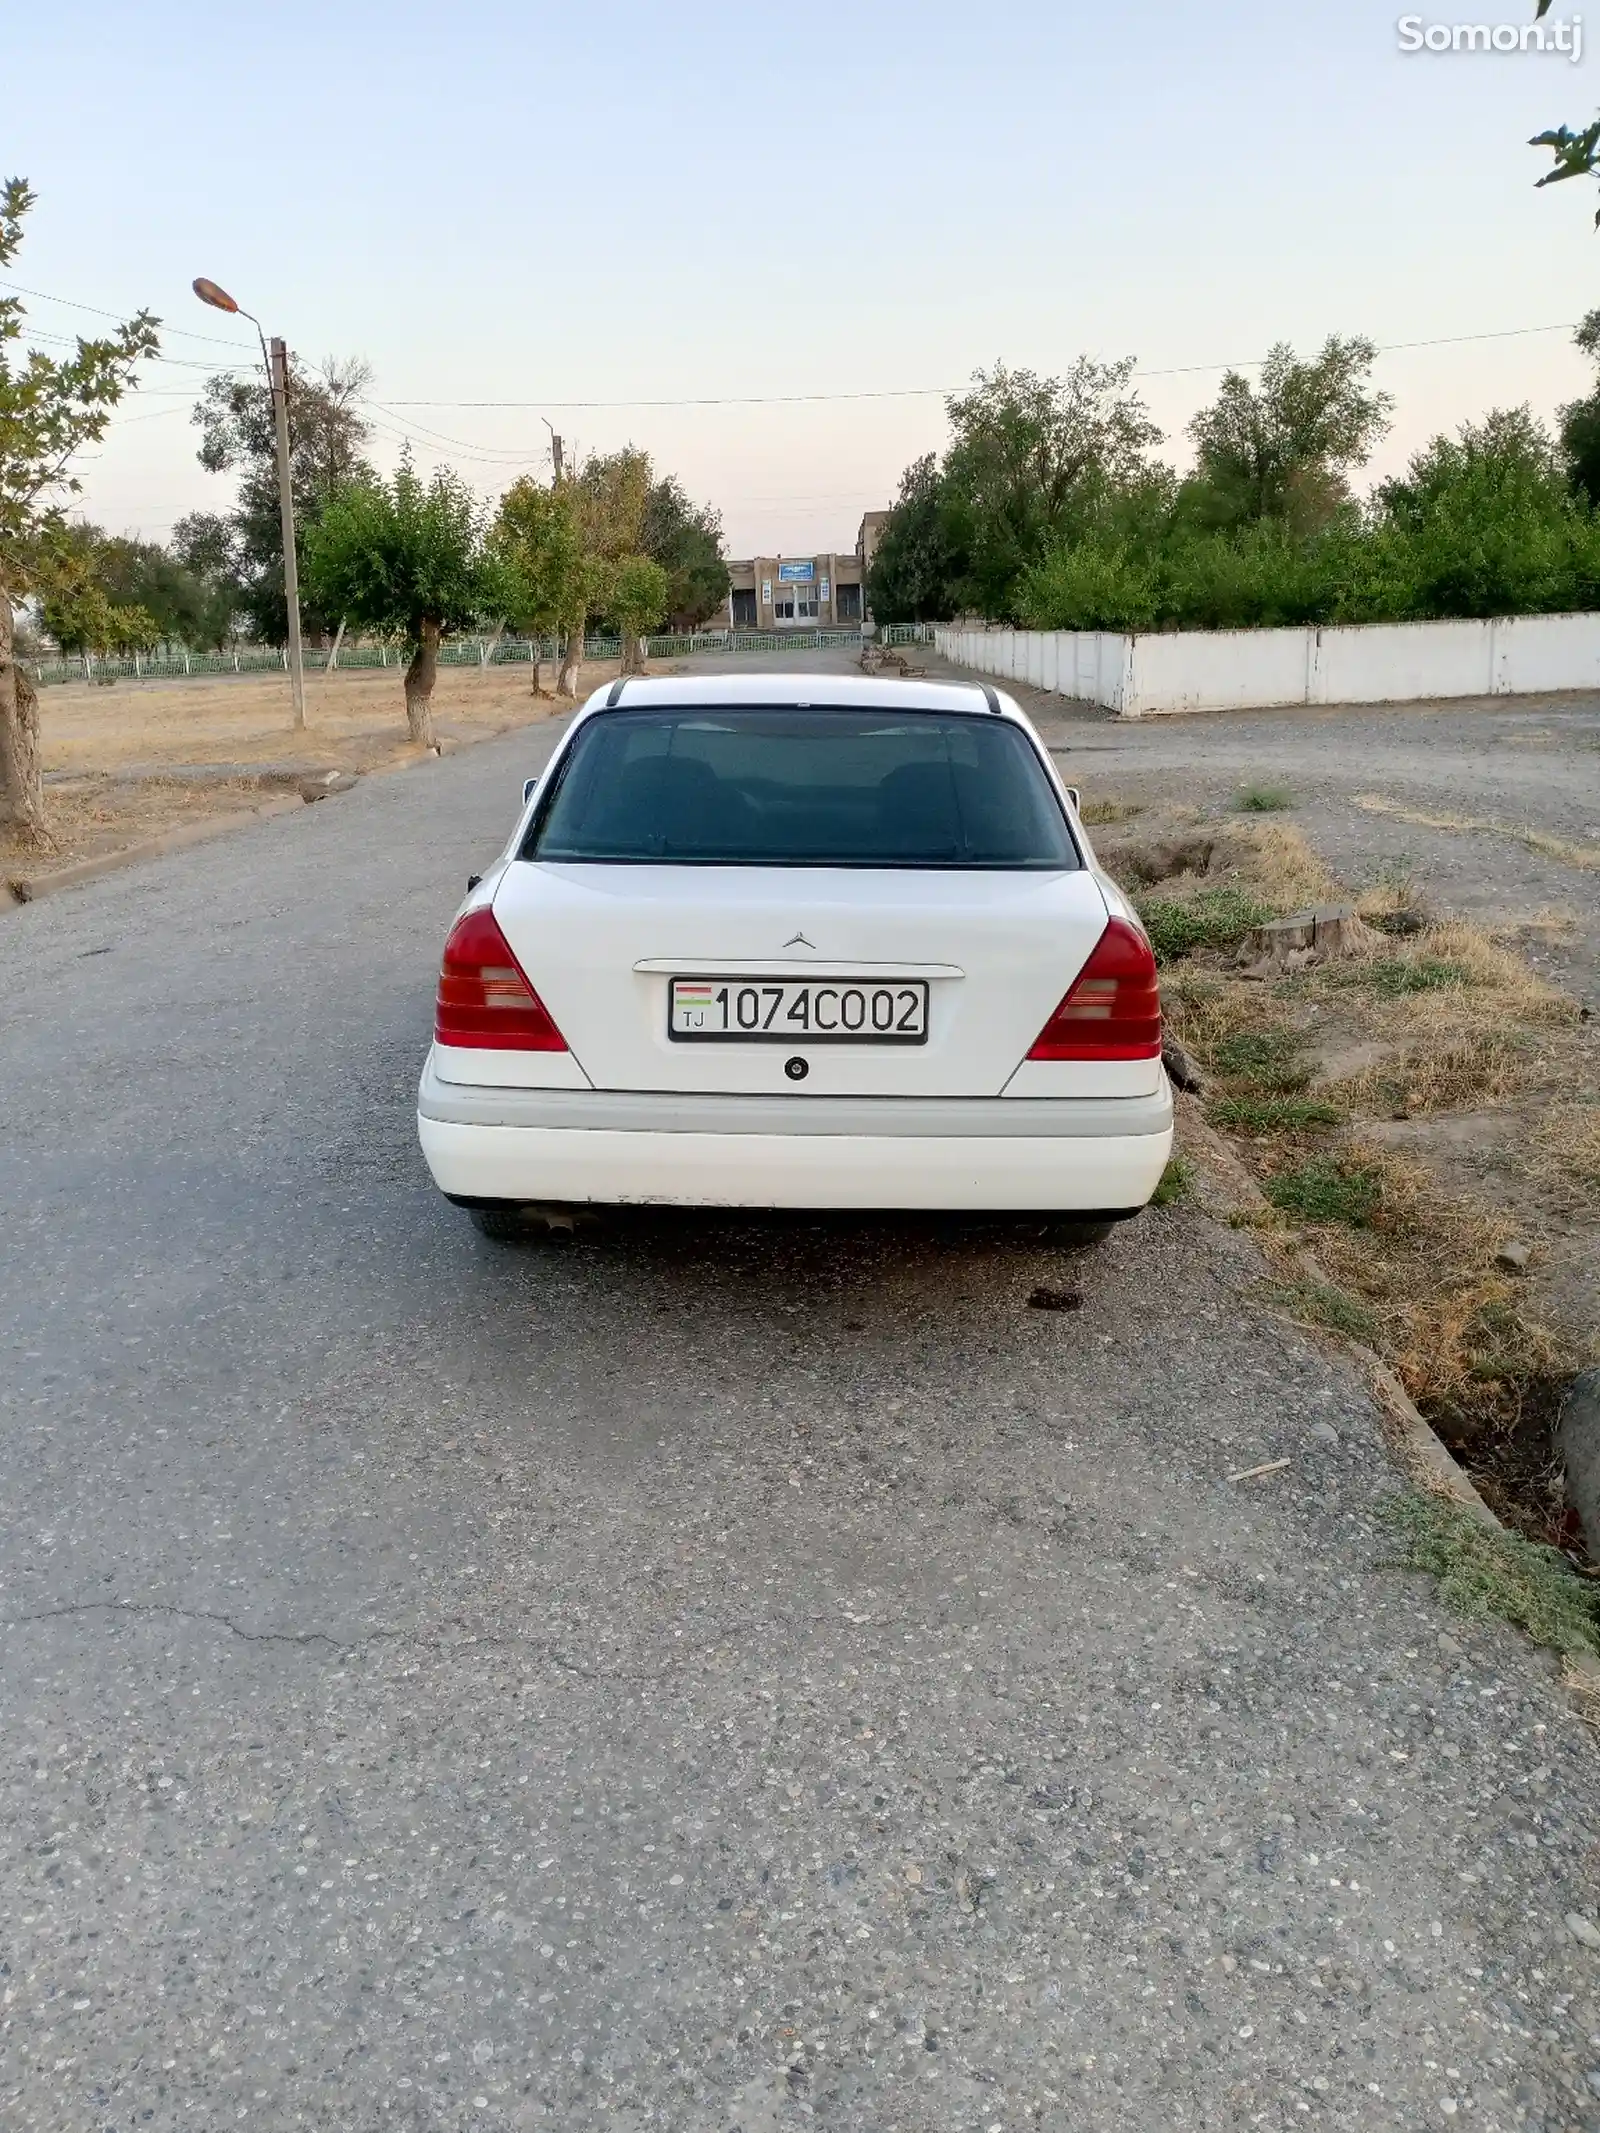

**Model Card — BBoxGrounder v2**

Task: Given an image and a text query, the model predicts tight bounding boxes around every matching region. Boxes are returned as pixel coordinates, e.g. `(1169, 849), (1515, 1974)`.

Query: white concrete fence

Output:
(934, 612), (1600, 717)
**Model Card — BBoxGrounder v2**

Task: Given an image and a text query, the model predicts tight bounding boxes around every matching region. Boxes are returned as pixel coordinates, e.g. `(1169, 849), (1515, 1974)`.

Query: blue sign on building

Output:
(777, 560), (815, 582)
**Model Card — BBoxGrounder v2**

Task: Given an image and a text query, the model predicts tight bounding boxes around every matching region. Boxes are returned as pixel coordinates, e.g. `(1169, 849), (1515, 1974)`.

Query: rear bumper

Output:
(417, 1056), (1173, 1212)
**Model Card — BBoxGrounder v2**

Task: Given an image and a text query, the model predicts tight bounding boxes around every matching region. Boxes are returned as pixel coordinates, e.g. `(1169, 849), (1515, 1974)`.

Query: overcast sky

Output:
(7, 0), (1600, 560)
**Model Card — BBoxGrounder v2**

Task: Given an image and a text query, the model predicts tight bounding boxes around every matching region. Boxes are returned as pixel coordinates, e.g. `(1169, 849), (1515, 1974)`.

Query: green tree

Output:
(532, 446), (653, 697)
(0, 178), (158, 848)
(111, 534), (233, 647)
(609, 554), (670, 674)
(864, 454), (965, 624)
(38, 532), (160, 655)
(1372, 407), (1592, 618)
(47, 518), (233, 650)
(170, 512), (247, 646)
(575, 447), (652, 563)
(191, 355), (372, 645)
(1529, 0), (1600, 216)
(507, 453), (726, 688)
(490, 475), (596, 694)
(1558, 311), (1600, 505)
(1013, 405), (1600, 633)
(492, 476), (581, 633)
(639, 475), (729, 628)
(303, 452), (505, 745)
(939, 360), (1163, 617)
(1530, 113), (1600, 213)
(1185, 337), (1392, 532)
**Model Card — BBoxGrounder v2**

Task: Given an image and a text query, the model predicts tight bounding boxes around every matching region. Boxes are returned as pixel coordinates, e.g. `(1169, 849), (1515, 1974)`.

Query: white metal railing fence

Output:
(25, 621), (934, 687)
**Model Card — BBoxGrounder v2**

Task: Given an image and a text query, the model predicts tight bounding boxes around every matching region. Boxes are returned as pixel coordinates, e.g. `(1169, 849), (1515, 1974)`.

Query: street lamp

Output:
(193, 277), (306, 731)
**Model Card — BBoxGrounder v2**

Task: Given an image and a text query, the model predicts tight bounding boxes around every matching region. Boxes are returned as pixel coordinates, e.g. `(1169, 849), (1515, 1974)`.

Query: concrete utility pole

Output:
(191, 279), (307, 732)
(270, 338), (307, 731)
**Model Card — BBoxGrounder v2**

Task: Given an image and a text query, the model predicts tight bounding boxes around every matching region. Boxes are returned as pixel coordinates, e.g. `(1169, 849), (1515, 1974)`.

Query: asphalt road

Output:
(4, 674), (1600, 2132)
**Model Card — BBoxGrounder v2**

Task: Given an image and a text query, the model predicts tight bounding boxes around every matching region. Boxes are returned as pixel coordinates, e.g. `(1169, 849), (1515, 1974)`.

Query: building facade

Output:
(723, 511), (890, 630)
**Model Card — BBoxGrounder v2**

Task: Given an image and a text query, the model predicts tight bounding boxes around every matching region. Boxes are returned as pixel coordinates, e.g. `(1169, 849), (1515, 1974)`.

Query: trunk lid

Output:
(490, 862), (1116, 1097)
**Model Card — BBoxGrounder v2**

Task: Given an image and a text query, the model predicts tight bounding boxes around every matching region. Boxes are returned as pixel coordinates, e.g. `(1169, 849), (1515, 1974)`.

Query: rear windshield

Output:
(523, 706), (1079, 869)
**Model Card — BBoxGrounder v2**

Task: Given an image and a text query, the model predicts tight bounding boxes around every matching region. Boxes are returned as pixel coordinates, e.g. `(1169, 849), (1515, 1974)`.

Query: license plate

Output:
(669, 977), (929, 1044)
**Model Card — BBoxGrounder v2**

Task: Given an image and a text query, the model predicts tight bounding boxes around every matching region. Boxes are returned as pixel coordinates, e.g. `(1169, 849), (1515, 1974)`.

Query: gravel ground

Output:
(4, 664), (1600, 2131)
(929, 662), (1600, 1001)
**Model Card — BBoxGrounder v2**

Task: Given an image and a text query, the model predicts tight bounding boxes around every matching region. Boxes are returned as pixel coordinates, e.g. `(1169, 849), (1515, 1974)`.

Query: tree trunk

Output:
(619, 630), (646, 677)
(557, 615), (584, 699)
(404, 618), (440, 747)
(0, 573), (55, 854)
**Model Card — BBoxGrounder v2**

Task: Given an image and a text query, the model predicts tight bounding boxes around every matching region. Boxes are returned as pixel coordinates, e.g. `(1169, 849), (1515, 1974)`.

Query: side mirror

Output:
(1065, 785), (1081, 811)
(523, 777), (538, 805)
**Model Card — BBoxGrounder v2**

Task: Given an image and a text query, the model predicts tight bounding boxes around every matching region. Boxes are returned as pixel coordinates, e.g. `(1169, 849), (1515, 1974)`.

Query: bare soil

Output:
(3, 660), (617, 874)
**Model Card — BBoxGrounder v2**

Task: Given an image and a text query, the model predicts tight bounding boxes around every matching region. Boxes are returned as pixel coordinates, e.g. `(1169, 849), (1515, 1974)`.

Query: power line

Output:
(1136, 320), (1582, 378)
(320, 319), (1589, 474)
(9, 258), (1583, 405)
(0, 276), (258, 352)
(368, 321), (1583, 411)
(19, 324), (254, 373)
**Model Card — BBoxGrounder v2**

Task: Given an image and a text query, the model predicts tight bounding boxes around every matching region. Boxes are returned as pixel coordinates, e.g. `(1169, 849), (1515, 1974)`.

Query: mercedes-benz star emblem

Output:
(782, 932), (816, 950)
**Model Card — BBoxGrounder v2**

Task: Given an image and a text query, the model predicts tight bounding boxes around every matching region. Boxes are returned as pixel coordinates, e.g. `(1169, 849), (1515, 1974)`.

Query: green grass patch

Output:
(1379, 1491), (1600, 1657)
(1209, 1026), (1312, 1093)
(1138, 886), (1276, 964)
(1212, 1095), (1345, 1133)
(1150, 1155), (1193, 1208)
(1265, 1156), (1383, 1226)
(1235, 784), (1294, 813)
(1268, 1278), (1381, 1344)
(1364, 956), (1473, 998)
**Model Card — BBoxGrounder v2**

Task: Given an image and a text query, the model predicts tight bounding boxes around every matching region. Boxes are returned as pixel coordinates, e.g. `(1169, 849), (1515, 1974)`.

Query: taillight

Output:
(1027, 917), (1162, 1060)
(434, 906), (568, 1051)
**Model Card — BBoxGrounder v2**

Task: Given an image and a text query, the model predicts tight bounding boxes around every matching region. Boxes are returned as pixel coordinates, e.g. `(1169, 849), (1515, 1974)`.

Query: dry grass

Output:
(1316, 920), (1580, 1115)
(1498, 905), (1582, 942)
(1531, 1105), (1600, 1205)
(5, 660), (593, 871)
(10, 774), (273, 864)
(1225, 818), (1340, 909)
(1416, 921), (1575, 1013)
(1351, 792), (1600, 873)
(1144, 801), (1596, 1549)
(38, 663), (567, 777)
(1276, 1143), (1579, 1457)
(1562, 1655), (1600, 1730)
(1078, 796), (1144, 826)
(1356, 859), (1428, 931)
(1328, 1029), (1542, 1115)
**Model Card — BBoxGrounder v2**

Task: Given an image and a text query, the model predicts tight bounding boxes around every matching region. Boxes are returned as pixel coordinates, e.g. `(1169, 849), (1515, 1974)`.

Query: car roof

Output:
(578, 673), (1017, 719)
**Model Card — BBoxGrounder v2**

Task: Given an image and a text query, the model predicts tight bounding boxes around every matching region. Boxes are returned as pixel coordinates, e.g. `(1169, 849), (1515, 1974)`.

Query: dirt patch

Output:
(4, 658), (618, 874)
(1084, 783), (1600, 1554)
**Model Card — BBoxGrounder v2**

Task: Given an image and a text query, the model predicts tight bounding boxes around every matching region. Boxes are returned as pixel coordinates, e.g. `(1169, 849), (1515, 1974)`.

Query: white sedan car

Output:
(417, 674), (1172, 1239)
